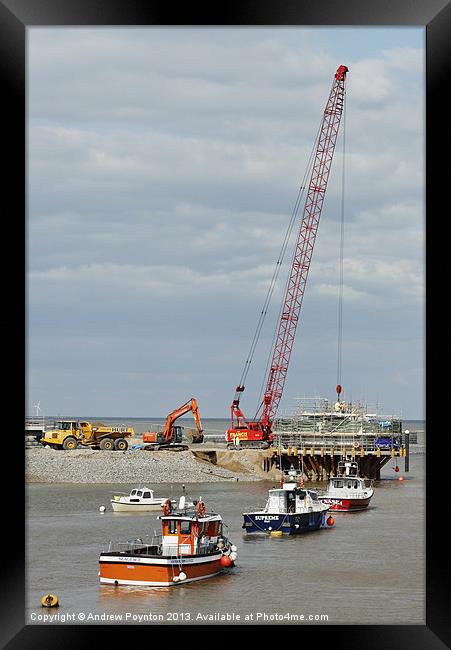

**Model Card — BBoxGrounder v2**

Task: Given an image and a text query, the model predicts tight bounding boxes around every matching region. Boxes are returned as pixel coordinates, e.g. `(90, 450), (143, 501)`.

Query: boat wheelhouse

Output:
(99, 496), (237, 587)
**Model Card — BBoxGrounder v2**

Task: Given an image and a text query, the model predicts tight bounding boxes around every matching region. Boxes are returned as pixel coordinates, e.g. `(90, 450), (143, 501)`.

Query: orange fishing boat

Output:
(99, 495), (237, 587)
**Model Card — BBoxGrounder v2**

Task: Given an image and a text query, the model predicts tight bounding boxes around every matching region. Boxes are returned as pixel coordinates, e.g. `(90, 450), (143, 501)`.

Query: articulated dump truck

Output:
(39, 420), (135, 451)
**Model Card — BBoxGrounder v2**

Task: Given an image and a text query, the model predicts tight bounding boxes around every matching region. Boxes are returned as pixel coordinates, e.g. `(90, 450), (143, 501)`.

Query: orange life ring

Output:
(196, 501), (206, 518)
(163, 499), (172, 516)
(354, 441), (360, 448)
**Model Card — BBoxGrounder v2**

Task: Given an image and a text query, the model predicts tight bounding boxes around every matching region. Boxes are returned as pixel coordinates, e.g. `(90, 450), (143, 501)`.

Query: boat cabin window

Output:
(310, 492), (318, 501)
(143, 491), (151, 499)
(208, 521), (221, 536)
(334, 480), (343, 488)
(136, 491), (143, 497)
(180, 520), (191, 535)
(197, 521), (207, 537)
(131, 490), (137, 495)
(287, 492), (296, 513)
(347, 481), (352, 489)
(354, 481), (358, 489)
(168, 520), (178, 535)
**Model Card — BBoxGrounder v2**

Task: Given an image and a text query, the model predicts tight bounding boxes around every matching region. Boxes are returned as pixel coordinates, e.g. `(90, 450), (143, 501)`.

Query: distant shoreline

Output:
(28, 416), (426, 424)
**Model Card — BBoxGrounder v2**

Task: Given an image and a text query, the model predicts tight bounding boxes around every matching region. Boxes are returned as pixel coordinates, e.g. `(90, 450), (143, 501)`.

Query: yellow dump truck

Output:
(40, 420), (134, 451)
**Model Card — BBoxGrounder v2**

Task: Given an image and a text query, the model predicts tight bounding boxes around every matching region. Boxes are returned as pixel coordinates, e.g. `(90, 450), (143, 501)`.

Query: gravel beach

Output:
(25, 445), (423, 484)
(25, 447), (262, 484)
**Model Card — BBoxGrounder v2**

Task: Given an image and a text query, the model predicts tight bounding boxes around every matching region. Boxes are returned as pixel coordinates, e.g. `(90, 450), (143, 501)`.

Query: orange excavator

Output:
(142, 398), (204, 450)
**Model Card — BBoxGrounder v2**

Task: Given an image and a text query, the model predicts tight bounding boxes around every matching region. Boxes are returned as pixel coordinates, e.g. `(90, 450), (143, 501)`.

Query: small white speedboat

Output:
(111, 487), (168, 512)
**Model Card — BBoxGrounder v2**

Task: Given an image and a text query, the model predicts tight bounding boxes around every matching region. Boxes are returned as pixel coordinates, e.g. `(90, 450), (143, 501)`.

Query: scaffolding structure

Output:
(273, 396), (403, 450)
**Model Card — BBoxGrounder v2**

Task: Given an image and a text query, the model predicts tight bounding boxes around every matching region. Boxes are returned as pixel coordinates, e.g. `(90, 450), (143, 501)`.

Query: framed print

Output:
(2, 0), (449, 646)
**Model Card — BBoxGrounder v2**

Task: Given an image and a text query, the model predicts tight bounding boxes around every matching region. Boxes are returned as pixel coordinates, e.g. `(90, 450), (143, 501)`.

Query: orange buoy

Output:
(220, 555), (232, 567)
(327, 515), (335, 527)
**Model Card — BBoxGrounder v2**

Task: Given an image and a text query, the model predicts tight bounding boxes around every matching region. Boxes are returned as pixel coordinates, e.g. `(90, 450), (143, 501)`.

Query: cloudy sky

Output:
(26, 27), (424, 420)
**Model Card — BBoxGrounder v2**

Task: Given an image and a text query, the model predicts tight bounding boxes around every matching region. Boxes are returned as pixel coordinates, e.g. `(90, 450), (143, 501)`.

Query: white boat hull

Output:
(111, 500), (165, 512)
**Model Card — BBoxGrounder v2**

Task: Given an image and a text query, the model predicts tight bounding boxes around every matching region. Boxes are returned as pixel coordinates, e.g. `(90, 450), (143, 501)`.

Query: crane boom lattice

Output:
(261, 66), (348, 426)
(226, 65), (348, 448)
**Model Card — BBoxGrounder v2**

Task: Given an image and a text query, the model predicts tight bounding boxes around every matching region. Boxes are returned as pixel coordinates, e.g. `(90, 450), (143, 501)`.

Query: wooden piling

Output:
(310, 455), (321, 481)
(268, 439), (405, 481)
(404, 433), (410, 472)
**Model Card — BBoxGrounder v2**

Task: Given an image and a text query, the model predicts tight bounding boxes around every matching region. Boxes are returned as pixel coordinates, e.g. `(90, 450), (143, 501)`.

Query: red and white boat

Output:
(99, 495), (237, 587)
(318, 459), (374, 511)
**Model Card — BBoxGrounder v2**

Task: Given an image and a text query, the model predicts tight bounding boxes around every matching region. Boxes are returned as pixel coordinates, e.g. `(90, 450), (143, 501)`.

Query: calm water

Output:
(26, 454), (425, 626)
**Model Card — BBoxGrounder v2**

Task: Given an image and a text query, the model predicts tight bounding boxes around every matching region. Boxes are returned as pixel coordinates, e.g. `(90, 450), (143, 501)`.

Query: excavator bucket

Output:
(186, 428), (204, 444)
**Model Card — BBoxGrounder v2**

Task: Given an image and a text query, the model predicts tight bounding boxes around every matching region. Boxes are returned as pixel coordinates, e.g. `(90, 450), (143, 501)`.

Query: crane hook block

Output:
(235, 385), (245, 392)
(335, 65), (349, 80)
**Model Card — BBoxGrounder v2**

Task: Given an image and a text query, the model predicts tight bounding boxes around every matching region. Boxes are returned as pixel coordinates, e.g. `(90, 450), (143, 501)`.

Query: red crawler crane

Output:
(226, 64), (349, 448)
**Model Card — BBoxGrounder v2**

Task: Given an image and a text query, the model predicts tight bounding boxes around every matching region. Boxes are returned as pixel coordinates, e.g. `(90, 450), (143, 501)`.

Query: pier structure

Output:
(262, 398), (409, 481)
(25, 415), (47, 448)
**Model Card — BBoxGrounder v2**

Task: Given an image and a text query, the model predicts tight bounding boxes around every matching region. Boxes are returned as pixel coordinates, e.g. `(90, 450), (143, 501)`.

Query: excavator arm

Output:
(142, 398), (204, 447)
(163, 398), (203, 443)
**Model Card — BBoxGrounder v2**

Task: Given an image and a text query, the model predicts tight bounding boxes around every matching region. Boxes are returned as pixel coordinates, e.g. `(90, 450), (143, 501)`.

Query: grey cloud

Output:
(27, 28), (424, 418)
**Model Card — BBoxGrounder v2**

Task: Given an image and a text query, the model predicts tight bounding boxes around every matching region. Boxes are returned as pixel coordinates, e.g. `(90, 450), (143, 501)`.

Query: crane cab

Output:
(225, 421), (273, 448)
